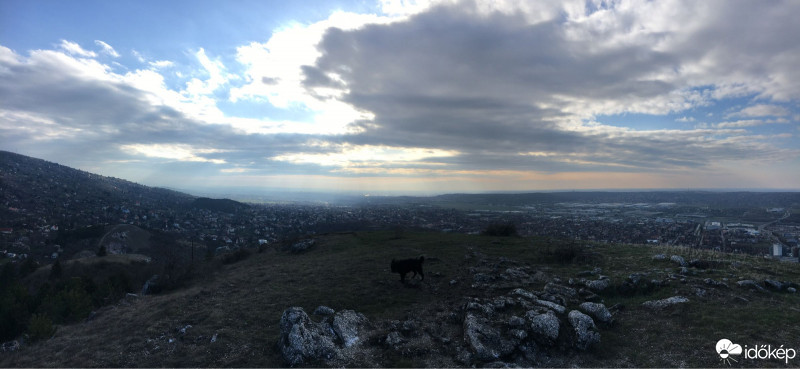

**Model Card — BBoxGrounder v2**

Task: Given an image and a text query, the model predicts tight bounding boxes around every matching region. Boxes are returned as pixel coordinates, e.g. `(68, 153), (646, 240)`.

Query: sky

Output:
(1, 0), (799, 195)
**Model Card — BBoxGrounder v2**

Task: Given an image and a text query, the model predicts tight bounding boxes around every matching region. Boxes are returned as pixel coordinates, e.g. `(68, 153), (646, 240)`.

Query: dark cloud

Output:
(303, 1), (798, 173)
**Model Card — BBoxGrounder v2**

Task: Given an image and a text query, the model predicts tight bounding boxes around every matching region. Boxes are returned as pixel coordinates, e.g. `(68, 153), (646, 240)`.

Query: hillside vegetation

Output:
(2, 231), (798, 367)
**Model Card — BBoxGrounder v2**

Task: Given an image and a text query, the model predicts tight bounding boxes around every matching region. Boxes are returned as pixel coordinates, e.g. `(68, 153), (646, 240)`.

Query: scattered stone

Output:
(509, 329), (528, 340)
(694, 288), (707, 297)
(179, 324), (192, 335)
(763, 279), (783, 291)
(544, 283), (577, 299)
(210, 333), (218, 343)
(737, 280), (766, 292)
(585, 278), (611, 292)
(385, 331), (404, 347)
(289, 239), (316, 253)
(313, 305), (335, 316)
(534, 299), (566, 314)
(331, 310), (369, 348)
(526, 310), (560, 346)
(492, 296), (516, 310)
(463, 313), (516, 361)
(788, 287), (797, 293)
(704, 278), (728, 288)
(279, 307), (339, 366)
(450, 279), (458, 285)
(642, 296), (689, 310)
(579, 302), (612, 324)
(511, 288), (538, 300)
(503, 267), (531, 280)
(652, 254), (667, 261)
(578, 289), (601, 302)
(670, 255), (687, 267)
(568, 310), (600, 350)
(679, 267), (689, 275)
(508, 315), (526, 328)
(1, 340), (20, 352)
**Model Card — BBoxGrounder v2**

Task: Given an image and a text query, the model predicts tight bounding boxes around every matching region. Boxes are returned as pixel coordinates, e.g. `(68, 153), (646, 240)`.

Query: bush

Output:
(483, 222), (518, 237)
(222, 248), (251, 265)
(28, 313), (55, 341)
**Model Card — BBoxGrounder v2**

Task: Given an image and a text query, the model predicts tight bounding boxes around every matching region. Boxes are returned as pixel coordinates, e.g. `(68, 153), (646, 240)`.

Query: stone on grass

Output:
(579, 302), (612, 323)
(568, 310), (600, 350)
(642, 296), (689, 310)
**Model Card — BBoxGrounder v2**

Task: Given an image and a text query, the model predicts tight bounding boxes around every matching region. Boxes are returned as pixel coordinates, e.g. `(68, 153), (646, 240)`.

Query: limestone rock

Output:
(585, 277), (610, 292)
(331, 310), (369, 347)
(670, 255), (687, 267)
(579, 302), (612, 324)
(568, 310), (600, 350)
(526, 310), (559, 346)
(279, 307), (339, 366)
(642, 296), (689, 310)
(463, 313), (516, 361)
(737, 280), (766, 292)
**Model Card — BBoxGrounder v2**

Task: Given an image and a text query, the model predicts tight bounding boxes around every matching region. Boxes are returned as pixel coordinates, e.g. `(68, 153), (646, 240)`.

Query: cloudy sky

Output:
(1, 0), (798, 195)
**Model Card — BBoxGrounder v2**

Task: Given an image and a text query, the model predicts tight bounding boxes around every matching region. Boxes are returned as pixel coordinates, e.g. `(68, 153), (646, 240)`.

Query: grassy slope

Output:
(2, 231), (799, 367)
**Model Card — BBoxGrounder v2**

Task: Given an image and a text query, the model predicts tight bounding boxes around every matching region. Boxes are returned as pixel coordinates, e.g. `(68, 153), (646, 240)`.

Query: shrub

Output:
(49, 259), (63, 280)
(28, 313), (56, 341)
(222, 248), (251, 265)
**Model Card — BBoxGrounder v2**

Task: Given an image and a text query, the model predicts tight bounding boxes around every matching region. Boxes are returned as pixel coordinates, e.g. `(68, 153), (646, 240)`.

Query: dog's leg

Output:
(400, 272), (406, 282)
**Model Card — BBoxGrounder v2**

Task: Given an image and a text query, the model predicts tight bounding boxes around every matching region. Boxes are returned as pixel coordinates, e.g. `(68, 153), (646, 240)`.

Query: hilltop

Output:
(2, 231), (799, 367)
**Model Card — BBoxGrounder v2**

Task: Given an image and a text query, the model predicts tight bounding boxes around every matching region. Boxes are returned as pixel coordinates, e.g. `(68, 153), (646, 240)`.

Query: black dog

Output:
(390, 256), (424, 282)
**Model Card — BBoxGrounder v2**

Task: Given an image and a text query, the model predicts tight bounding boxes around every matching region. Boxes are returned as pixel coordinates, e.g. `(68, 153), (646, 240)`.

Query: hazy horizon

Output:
(2, 0), (799, 193)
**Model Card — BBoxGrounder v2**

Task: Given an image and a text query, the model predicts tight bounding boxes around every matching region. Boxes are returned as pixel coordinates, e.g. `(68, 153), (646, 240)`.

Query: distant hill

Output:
(0, 150), (195, 224)
(190, 197), (249, 214)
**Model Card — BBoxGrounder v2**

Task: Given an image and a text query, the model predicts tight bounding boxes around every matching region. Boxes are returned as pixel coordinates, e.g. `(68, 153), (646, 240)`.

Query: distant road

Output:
(758, 211), (791, 232)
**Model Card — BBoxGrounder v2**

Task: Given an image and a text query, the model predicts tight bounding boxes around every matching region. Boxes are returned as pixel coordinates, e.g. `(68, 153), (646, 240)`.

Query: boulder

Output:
(642, 296), (689, 310)
(331, 310), (369, 347)
(534, 299), (566, 314)
(579, 302), (612, 324)
(763, 279), (783, 291)
(511, 288), (538, 300)
(568, 310), (600, 350)
(544, 283), (578, 299)
(279, 307), (339, 366)
(585, 278), (610, 292)
(463, 313), (516, 361)
(525, 310), (560, 345)
(652, 254), (667, 261)
(670, 255), (687, 267)
(289, 239), (316, 253)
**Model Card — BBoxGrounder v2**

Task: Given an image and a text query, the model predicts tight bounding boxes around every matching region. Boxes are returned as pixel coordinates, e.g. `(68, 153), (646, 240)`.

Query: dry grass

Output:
(2, 231), (798, 367)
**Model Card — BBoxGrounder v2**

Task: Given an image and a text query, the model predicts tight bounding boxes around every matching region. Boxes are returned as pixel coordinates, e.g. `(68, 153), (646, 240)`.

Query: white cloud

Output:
(94, 40), (120, 57)
(272, 144), (459, 169)
(58, 40), (96, 58)
(121, 143), (227, 164)
(728, 104), (790, 118)
(149, 60), (174, 68)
